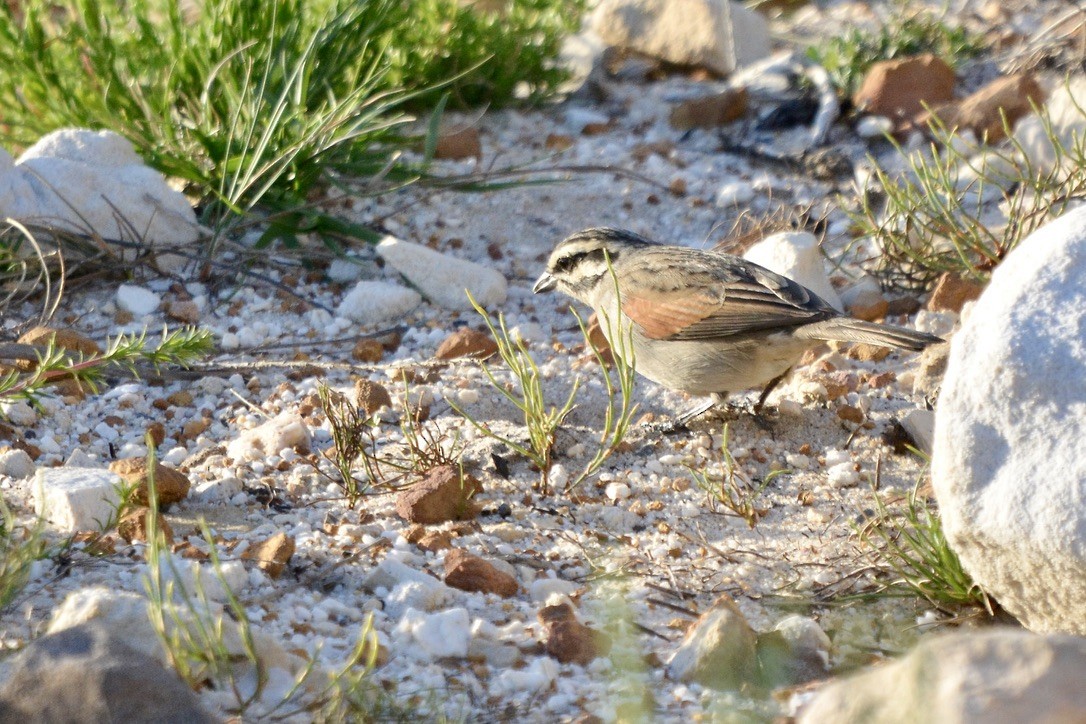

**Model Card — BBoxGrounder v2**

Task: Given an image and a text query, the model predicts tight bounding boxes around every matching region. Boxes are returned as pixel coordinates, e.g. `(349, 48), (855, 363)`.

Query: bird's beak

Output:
(532, 272), (557, 294)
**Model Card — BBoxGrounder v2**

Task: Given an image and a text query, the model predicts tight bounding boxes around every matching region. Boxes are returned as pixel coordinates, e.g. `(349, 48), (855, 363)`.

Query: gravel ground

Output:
(2, 0), (1067, 720)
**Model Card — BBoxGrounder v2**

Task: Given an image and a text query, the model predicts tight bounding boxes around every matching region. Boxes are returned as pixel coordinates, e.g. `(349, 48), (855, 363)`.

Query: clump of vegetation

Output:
(0, 0), (586, 248)
(808, 10), (984, 96)
(687, 424), (773, 528)
(455, 280), (640, 495)
(382, 0), (588, 110)
(0, 496), (47, 613)
(857, 478), (991, 613)
(0, 327), (213, 408)
(317, 376), (463, 504)
(854, 108), (1086, 291)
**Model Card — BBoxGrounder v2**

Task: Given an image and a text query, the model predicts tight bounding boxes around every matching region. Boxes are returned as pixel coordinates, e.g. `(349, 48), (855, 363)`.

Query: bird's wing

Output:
(620, 257), (838, 341)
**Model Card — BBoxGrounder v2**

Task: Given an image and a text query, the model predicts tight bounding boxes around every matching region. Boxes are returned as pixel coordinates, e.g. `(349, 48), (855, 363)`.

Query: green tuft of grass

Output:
(853, 105), (1086, 291)
(857, 478), (991, 613)
(808, 10), (985, 96)
(0, 495), (48, 614)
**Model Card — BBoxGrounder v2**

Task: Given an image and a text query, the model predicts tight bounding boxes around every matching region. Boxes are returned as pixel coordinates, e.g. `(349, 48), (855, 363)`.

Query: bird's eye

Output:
(553, 252), (584, 273)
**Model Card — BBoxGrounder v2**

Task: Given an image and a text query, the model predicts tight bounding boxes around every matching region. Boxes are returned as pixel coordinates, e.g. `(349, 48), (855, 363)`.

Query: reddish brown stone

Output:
(669, 87), (748, 130)
(435, 328), (498, 360)
(927, 272), (985, 313)
(918, 73), (1045, 142)
(846, 343), (892, 362)
(395, 465), (482, 524)
(109, 458), (190, 508)
(353, 378), (393, 416)
(117, 506), (173, 544)
(165, 300), (201, 324)
(444, 548), (518, 597)
(853, 54), (956, 124)
(539, 602), (606, 665)
(434, 127), (482, 161)
(242, 532), (296, 579)
(351, 338), (384, 363)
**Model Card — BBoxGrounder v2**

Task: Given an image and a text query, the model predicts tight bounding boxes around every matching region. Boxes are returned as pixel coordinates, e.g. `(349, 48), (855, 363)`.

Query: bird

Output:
(532, 227), (941, 425)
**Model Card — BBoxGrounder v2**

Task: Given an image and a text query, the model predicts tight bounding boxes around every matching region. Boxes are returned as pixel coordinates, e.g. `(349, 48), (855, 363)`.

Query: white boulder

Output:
(933, 205), (1086, 634)
(0, 130), (202, 271)
(743, 231), (843, 310)
(33, 467), (123, 532)
(376, 235), (507, 310)
(592, 0), (771, 76)
(337, 280), (421, 324)
(395, 607), (472, 659)
(799, 629), (1086, 723)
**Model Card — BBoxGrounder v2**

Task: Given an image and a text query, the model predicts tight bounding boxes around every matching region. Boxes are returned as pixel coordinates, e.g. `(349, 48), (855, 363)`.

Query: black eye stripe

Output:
(553, 247), (612, 273)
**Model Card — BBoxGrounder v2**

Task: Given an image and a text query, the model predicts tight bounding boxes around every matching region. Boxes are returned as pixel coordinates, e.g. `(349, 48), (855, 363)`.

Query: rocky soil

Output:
(3, 0), (1086, 721)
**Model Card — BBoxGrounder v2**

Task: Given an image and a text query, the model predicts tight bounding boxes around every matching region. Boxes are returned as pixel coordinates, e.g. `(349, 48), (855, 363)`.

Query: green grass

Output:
(853, 108), (1086, 291)
(0, 0), (586, 248)
(857, 479), (991, 613)
(0, 495), (48, 613)
(808, 9), (984, 96)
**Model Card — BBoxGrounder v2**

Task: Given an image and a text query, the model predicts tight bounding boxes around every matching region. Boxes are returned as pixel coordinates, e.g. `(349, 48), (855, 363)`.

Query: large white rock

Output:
(0, 130), (202, 271)
(592, 0), (771, 76)
(337, 279), (421, 324)
(33, 467), (123, 532)
(742, 231), (844, 311)
(799, 629), (1086, 723)
(395, 606), (472, 659)
(376, 235), (507, 310)
(933, 205), (1086, 634)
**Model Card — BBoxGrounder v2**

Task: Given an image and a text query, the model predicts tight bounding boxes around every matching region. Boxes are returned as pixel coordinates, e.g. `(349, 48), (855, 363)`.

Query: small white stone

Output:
(826, 462), (859, 488)
(396, 607), (471, 659)
(326, 258), (364, 283)
(0, 448), (35, 479)
(914, 310), (958, 338)
(226, 413), (310, 462)
(376, 236), (507, 310)
(337, 280), (422, 324)
(457, 389), (480, 405)
(605, 481), (631, 501)
(715, 181), (755, 208)
(529, 577), (581, 602)
(33, 467), (123, 532)
(856, 115), (893, 139)
(564, 107), (609, 132)
(194, 476), (244, 502)
(1, 401), (37, 426)
(115, 284), (161, 315)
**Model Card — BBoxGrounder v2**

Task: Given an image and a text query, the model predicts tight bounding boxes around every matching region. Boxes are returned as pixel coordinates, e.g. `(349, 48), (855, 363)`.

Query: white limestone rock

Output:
(799, 629), (1086, 723)
(115, 284), (161, 316)
(226, 413), (310, 463)
(593, 0), (771, 75)
(395, 607), (471, 659)
(33, 467), (123, 533)
(376, 235), (507, 310)
(743, 231), (844, 311)
(337, 280), (421, 323)
(933, 205), (1086, 634)
(0, 130), (202, 272)
(0, 448), (34, 479)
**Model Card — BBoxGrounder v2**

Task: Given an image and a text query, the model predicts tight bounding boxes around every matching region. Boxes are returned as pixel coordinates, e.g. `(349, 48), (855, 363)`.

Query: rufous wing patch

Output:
(622, 292), (718, 340)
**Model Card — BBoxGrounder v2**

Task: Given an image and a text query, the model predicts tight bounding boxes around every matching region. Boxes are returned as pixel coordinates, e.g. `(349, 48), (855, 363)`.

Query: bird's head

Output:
(533, 227), (656, 303)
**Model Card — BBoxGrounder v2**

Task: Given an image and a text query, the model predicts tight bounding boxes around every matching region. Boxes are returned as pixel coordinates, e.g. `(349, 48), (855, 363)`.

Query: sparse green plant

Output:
(0, 495), (48, 613)
(0, 327), (213, 408)
(687, 424), (774, 528)
(857, 476), (991, 613)
(453, 292), (579, 493)
(854, 109), (1086, 291)
(382, 0), (589, 110)
(317, 382), (375, 507)
(567, 299), (639, 490)
(808, 8), (984, 96)
(317, 376), (464, 502)
(141, 440), (389, 718)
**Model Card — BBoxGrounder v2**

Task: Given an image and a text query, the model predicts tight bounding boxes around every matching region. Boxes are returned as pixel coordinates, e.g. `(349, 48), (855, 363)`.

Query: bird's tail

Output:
(796, 317), (942, 351)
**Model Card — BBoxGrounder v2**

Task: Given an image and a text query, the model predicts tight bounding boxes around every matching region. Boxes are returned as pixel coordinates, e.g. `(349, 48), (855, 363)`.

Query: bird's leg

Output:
(753, 368), (791, 415)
